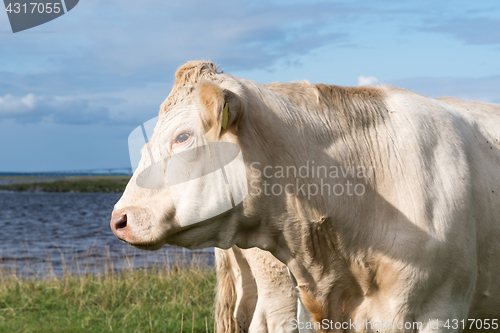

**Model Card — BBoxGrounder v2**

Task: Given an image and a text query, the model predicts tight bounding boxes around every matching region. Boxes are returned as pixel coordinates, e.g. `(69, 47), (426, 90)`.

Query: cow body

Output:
(111, 61), (500, 332)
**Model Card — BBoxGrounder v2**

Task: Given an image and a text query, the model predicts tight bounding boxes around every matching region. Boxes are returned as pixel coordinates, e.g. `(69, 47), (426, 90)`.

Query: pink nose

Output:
(110, 213), (128, 239)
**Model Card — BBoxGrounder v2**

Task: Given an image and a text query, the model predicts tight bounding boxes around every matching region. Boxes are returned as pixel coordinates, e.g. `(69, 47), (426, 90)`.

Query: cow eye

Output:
(170, 129), (193, 150)
(175, 133), (190, 144)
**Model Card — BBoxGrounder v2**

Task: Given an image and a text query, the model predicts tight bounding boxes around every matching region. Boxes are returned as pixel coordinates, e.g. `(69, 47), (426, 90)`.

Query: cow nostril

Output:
(112, 214), (128, 232)
(116, 215), (127, 230)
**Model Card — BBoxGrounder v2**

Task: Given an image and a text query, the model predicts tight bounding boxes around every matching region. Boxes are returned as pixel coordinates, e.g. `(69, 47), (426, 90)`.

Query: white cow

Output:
(111, 60), (500, 332)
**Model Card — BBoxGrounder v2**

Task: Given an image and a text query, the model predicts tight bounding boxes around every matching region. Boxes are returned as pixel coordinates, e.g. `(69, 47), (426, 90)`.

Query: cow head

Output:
(110, 61), (250, 251)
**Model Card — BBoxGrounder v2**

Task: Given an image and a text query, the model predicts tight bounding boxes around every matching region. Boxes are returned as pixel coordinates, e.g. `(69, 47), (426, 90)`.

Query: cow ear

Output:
(197, 80), (244, 141)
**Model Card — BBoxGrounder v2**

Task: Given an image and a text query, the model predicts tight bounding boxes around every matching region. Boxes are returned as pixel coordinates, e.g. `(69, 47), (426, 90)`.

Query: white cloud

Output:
(358, 76), (379, 86)
(0, 93), (39, 115)
(0, 93), (118, 124)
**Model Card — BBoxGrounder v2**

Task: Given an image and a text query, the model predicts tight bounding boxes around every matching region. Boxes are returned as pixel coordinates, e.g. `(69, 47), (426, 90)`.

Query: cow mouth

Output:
(114, 233), (168, 251)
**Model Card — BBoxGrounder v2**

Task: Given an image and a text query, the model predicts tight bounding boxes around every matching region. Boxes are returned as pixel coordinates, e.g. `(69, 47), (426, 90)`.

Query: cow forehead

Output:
(160, 83), (197, 114)
(156, 102), (200, 134)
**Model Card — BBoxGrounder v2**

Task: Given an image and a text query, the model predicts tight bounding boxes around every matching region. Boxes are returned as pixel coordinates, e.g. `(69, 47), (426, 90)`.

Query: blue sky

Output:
(1, 0), (499, 172)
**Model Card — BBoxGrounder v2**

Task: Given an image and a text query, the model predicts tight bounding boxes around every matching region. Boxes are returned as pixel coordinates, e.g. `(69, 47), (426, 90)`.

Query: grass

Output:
(0, 266), (217, 333)
(0, 176), (131, 193)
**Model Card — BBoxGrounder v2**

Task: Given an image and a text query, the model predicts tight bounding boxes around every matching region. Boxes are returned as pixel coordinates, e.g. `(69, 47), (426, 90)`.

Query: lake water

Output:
(0, 191), (214, 278)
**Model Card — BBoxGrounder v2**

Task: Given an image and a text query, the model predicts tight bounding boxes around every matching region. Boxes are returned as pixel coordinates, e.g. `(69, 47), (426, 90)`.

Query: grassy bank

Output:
(0, 266), (216, 333)
(0, 175), (131, 193)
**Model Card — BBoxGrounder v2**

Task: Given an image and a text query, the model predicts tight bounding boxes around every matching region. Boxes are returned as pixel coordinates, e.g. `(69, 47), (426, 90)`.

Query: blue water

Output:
(0, 191), (214, 278)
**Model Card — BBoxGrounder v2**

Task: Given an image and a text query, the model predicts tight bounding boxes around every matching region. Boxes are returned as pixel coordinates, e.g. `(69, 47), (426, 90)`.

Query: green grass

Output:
(0, 266), (216, 333)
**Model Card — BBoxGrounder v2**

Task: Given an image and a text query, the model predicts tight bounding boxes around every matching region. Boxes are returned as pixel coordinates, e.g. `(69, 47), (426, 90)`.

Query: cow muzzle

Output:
(109, 206), (168, 251)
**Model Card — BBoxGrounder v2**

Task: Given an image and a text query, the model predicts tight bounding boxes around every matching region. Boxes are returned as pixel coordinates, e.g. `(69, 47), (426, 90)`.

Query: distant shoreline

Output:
(0, 175), (130, 193)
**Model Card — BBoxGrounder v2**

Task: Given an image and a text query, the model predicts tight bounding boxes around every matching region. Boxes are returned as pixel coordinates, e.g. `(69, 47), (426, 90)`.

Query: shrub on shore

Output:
(0, 176), (130, 193)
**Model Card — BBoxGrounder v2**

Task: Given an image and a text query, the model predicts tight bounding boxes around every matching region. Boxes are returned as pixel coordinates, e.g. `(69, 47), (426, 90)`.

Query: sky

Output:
(0, 0), (499, 172)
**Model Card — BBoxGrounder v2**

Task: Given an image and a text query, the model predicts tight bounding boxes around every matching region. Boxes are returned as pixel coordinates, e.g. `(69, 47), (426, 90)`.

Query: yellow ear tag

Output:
(222, 102), (229, 129)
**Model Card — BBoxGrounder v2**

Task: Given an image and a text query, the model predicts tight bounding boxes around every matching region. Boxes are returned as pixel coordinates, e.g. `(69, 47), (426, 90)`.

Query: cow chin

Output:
(130, 242), (166, 251)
